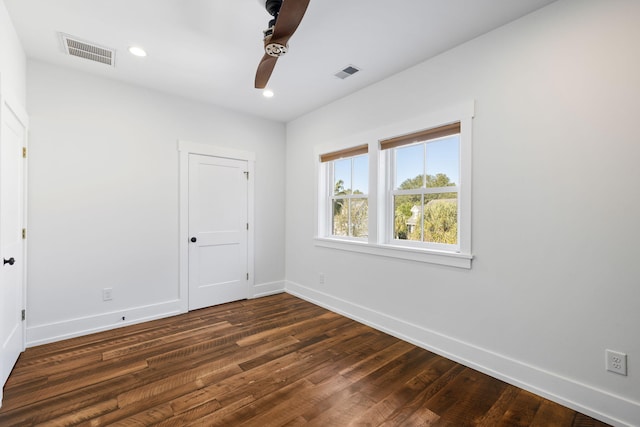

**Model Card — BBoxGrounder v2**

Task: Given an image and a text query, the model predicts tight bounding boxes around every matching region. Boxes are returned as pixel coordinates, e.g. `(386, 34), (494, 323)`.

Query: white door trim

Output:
(178, 140), (255, 313)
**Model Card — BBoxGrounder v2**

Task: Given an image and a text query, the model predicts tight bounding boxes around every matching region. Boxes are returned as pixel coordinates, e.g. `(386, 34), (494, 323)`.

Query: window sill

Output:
(314, 237), (473, 269)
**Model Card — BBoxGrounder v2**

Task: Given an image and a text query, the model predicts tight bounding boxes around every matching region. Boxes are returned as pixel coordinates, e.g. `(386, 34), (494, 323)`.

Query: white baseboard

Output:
(26, 280), (287, 347)
(285, 280), (639, 427)
(26, 300), (185, 347)
(251, 280), (285, 298)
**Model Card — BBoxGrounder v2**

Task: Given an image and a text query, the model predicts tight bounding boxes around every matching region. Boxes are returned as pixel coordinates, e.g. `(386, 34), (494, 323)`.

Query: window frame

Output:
(385, 130), (461, 252)
(314, 101), (474, 269)
(325, 154), (369, 240)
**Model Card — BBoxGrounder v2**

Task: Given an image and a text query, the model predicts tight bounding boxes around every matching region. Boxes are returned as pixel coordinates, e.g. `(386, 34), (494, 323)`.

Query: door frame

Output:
(178, 140), (255, 313)
(0, 74), (29, 406)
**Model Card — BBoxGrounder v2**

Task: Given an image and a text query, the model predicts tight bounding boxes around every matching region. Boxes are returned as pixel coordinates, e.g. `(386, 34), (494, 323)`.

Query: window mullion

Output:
(423, 186), (459, 194)
(422, 143), (427, 242)
(349, 158), (354, 236)
(327, 162), (333, 236)
(388, 149), (395, 244)
(423, 143), (427, 189)
(420, 194), (425, 242)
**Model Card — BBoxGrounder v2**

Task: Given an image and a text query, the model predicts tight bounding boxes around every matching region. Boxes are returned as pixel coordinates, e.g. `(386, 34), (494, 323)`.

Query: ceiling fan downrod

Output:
(261, 0), (282, 33)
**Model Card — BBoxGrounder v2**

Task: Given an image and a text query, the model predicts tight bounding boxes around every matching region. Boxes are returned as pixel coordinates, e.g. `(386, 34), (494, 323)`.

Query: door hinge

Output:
(22, 228), (26, 239)
(246, 273), (249, 280)
(21, 309), (26, 321)
(23, 147), (27, 158)
(246, 223), (249, 230)
(244, 171), (249, 180)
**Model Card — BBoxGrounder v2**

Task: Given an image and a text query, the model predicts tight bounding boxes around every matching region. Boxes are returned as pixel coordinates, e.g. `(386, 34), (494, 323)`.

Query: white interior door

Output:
(188, 154), (249, 310)
(0, 99), (26, 405)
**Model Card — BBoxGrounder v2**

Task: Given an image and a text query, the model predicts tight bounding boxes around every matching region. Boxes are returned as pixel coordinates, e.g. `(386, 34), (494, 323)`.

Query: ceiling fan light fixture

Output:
(263, 89), (275, 98)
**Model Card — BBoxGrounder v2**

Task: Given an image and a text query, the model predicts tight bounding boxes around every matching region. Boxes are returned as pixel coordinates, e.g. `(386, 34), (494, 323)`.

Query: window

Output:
(382, 123), (460, 251)
(320, 145), (368, 239)
(315, 102), (473, 268)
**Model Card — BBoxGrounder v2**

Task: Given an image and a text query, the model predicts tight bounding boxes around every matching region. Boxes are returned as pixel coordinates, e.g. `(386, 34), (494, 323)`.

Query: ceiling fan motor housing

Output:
(264, 0), (282, 17)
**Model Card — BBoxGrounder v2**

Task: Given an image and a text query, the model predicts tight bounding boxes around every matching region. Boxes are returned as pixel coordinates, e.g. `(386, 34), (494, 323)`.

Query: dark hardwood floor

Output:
(0, 293), (610, 426)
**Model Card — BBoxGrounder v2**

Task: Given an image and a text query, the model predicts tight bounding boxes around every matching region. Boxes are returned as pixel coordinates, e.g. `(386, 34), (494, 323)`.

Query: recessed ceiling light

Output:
(128, 46), (147, 57)
(263, 89), (274, 98)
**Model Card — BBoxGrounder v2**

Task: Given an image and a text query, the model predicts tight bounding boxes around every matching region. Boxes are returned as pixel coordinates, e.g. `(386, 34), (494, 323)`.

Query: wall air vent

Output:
(60, 33), (115, 66)
(334, 65), (360, 79)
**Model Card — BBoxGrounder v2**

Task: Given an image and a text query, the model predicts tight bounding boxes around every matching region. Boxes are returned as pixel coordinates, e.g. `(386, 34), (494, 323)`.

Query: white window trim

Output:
(314, 237), (473, 269)
(315, 101), (474, 269)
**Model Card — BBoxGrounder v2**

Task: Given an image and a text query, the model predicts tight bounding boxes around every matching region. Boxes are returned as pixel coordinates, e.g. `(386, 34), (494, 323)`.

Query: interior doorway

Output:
(0, 93), (28, 406)
(178, 141), (255, 312)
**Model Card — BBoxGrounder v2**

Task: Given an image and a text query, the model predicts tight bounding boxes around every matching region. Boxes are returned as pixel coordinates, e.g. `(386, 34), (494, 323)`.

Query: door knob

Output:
(190, 237), (197, 243)
(3, 257), (15, 266)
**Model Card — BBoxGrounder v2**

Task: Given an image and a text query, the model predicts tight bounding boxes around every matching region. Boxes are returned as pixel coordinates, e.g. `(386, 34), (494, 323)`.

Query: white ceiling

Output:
(5, 0), (556, 122)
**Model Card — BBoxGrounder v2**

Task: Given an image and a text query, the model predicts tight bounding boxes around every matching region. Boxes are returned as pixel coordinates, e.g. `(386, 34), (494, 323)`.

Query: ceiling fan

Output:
(255, 0), (311, 89)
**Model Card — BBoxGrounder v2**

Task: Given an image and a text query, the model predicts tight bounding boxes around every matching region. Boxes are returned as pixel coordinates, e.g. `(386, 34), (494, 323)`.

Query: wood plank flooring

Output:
(0, 293), (611, 426)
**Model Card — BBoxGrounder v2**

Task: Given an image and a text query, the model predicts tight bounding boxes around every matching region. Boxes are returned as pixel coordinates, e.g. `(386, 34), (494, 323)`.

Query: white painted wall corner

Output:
(251, 280), (285, 299)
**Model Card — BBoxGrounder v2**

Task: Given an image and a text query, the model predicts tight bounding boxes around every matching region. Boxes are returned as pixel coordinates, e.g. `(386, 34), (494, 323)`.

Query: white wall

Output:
(26, 60), (286, 345)
(284, 1), (640, 425)
(0, 0), (26, 106)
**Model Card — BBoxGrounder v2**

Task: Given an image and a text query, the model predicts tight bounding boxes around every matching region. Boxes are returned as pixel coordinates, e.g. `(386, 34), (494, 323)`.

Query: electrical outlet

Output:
(606, 349), (627, 376)
(102, 288), (113, 301)
(319, 273), (325, 284)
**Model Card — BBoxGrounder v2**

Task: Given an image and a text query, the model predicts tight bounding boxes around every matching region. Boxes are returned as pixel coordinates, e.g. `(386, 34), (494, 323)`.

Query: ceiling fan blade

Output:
(255, 54), (278, 89)
(271, 0), (311, 44)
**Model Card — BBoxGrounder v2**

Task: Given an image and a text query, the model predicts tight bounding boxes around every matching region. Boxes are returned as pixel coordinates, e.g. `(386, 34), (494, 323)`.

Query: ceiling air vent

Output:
(60, 33), (115, 66)
(335, 65), (360, 80)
